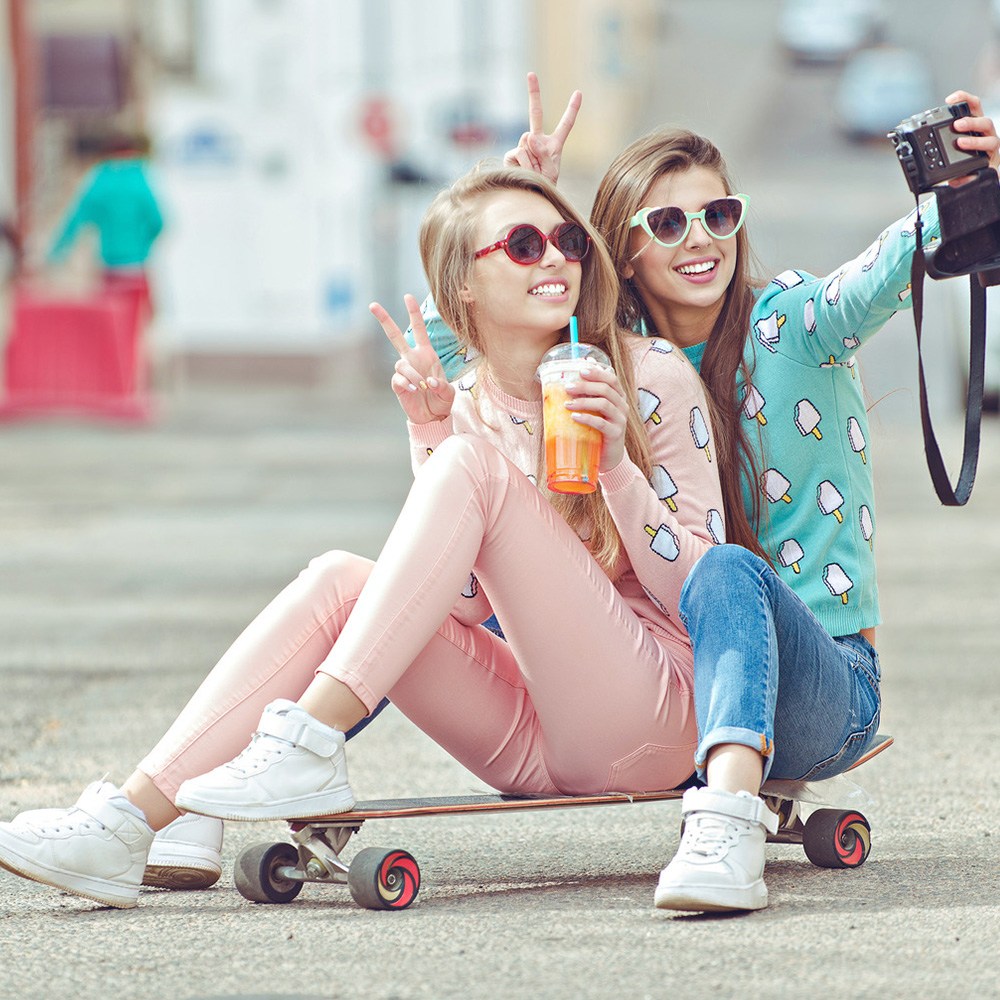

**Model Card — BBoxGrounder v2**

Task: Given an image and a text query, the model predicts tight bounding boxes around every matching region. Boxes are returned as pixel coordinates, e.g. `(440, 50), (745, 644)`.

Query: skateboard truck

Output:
(290, 821), (354, 882)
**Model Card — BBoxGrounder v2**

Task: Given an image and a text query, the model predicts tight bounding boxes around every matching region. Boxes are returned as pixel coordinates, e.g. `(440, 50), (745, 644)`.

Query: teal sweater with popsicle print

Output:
(413, 199), (940, 637)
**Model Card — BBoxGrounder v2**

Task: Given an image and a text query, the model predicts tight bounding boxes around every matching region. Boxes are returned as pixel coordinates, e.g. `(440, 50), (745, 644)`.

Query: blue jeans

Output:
(678, 545), (882, 783)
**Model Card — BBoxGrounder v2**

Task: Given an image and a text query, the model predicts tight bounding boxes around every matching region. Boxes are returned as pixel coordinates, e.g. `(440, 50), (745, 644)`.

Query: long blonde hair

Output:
(419, 165), (653, 574)
(590, 129), (769, 562)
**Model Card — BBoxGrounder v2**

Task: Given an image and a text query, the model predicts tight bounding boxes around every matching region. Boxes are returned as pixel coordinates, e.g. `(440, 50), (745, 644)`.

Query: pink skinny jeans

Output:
(140, 434), (697, 799)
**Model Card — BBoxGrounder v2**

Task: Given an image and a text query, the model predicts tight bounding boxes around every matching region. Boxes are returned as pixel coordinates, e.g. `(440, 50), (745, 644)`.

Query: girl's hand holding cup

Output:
(371, 294), (455, 424)
(537, 342), (626, 493)
(564, 360), (628, 474)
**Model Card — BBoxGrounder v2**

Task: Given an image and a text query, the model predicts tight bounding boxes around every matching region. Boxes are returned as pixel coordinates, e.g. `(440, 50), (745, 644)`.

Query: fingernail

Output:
(419, 380), (428, 390)
(427, 377), (439, 388)
(407, 383), (418, 392)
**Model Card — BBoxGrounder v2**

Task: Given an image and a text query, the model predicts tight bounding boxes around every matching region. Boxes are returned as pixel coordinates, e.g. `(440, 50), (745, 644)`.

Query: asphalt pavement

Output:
(0, 354), (998, 1000)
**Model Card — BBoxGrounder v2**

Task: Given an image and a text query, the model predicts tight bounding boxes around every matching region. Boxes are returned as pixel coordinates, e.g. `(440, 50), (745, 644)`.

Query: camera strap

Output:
(910, 208), (986, 505)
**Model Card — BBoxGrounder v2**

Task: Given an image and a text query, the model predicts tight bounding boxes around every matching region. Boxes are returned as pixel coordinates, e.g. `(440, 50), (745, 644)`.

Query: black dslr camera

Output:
(888, 101), (1000, 282)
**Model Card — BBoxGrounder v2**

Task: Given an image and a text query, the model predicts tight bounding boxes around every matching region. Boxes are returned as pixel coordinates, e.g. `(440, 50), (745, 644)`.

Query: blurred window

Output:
(40, 34), (127, 114)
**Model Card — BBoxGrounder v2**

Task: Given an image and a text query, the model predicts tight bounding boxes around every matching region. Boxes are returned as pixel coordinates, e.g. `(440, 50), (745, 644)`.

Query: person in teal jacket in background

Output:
(48, 130), (163, 271)
(46, 130), (164, 321)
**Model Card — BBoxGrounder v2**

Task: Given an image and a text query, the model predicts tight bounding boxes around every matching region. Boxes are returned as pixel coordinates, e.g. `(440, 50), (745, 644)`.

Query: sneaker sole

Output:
(0, 849), (139, 909)
(174, 788), (356, 822)
(143, 862), (221, 890)
(654, 881), (768, 913)
(145, 841), (222, 890)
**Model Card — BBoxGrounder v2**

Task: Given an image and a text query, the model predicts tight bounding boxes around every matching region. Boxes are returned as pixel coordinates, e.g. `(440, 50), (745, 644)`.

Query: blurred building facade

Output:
(1, 0), (26, 279)
(3, 0), (662, 369)
(1, 8), (13, 240)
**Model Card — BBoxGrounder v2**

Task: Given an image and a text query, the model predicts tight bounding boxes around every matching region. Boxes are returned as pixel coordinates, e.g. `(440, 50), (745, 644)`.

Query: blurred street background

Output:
(2, 2), (1000, 999)
(1, 0), (999, 407)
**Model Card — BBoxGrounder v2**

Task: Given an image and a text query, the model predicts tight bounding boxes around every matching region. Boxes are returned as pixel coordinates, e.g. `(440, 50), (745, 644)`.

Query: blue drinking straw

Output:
(569, 315), (580, 357)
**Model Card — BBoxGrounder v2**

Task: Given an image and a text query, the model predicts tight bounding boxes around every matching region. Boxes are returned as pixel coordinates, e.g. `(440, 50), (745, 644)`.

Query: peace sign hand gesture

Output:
(503, 72), (582, 184)
(371, 294), (455, 424)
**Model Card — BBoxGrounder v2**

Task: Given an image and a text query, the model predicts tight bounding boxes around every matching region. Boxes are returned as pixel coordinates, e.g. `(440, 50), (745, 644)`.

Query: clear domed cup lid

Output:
(536, 342), (611, 377)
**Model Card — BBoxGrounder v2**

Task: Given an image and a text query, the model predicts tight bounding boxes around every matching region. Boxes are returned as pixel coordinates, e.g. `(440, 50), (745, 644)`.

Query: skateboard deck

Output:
(233, 735), (892, 910)
(296, 733), (892, 823)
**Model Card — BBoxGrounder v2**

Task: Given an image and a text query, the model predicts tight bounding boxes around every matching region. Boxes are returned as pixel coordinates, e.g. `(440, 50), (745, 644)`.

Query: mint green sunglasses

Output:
(629, 194), (750, 249)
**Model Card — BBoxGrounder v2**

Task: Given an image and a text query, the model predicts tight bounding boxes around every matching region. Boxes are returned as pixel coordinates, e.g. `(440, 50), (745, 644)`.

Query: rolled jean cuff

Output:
(695, 726), (775, 783)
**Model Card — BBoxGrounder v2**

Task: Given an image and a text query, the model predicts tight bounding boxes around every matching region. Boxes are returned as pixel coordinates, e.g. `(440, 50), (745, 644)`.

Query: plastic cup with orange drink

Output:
(536, 339), (611, 494)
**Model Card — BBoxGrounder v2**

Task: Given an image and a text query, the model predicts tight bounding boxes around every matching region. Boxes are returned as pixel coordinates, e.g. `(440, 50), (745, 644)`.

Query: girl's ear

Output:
(458, 284), (475, 304)
(621, 262), (635, 280)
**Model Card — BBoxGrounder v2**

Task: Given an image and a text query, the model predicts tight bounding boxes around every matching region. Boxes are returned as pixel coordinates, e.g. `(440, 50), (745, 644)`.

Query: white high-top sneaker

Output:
(144, 814), (224, 889)
(10, 809), (225, 891)
(175, 699), (355, 821)
(654, 786), (780, 912)
(0, 782), (154, 908)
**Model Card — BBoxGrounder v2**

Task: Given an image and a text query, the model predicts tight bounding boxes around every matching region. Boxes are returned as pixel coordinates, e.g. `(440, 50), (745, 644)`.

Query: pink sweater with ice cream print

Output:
(405, 335), (725, 649)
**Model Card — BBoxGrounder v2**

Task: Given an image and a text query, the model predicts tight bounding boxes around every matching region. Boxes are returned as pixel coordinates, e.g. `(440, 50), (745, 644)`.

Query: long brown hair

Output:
(590, 128), (768, 561)
(419, 165), (654, 574)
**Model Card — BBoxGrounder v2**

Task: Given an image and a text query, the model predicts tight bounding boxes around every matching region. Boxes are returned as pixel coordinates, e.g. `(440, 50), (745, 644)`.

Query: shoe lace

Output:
(680, 813), (743, 859)
(27, 808), (104, 836)
(224, 731), (291, 777)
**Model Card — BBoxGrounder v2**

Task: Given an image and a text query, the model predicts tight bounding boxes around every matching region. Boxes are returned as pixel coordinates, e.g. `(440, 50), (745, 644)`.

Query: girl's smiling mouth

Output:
(675, 258), (719, 282)
(529, 281), (569, 298)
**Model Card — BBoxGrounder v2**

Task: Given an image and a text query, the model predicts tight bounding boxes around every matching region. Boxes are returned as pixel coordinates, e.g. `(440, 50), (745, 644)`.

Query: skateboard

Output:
(233, 734), (893, 910)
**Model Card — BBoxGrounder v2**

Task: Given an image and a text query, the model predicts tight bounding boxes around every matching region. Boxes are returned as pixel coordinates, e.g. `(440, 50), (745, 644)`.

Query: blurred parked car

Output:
(779, 0), (886, 64)
(835, 46), (935, 141)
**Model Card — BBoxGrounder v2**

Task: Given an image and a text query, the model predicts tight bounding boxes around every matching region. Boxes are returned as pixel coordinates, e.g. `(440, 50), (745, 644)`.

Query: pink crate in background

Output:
(0, 276), (151, 422)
